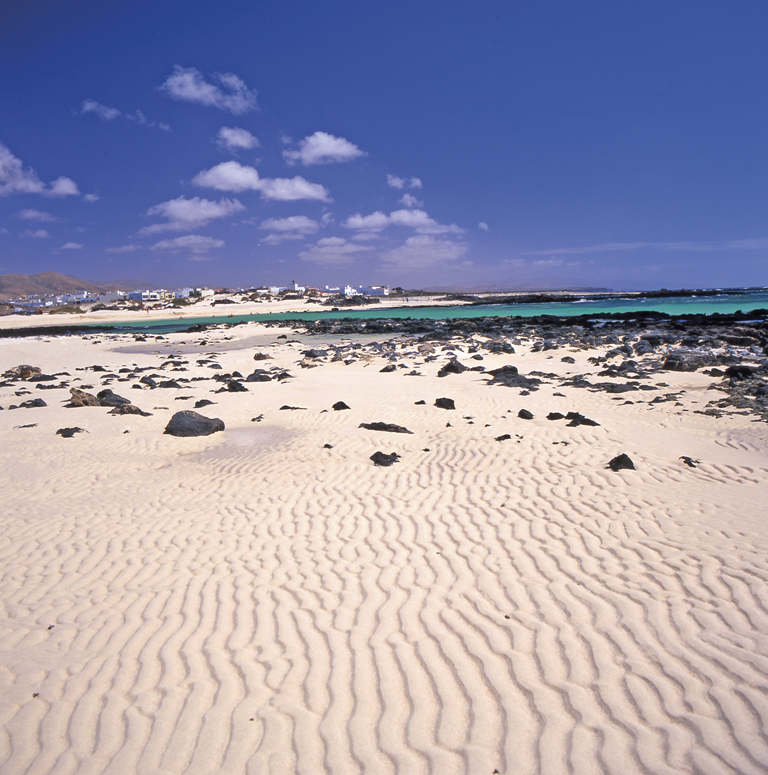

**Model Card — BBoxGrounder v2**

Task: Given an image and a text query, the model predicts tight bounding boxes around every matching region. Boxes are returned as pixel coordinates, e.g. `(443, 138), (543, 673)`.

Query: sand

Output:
(1, 322), (767, 774)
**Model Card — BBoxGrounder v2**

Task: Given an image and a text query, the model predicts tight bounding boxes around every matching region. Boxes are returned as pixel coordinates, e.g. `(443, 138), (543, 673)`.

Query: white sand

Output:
(1, 323), (767, 774)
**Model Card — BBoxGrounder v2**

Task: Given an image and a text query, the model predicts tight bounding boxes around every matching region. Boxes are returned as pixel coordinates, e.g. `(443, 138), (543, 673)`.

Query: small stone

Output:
(607, 453), (635, 472)
(370, 451), (400, 467)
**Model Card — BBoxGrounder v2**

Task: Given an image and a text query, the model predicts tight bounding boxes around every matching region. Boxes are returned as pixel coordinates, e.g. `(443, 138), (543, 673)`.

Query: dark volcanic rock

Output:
(565, 412), (600, 427)
(17, 398), (47, 409)
(97, 389), (132, 407)
(370, 451), (400, 467)
(438, 358), (468, 377)
(680, 456), (701, 468)
(226, 380), (248, 392)
(253, 352), (272, 361)
(517, 409), (534, 420)
(359, 422), (413, 434)
(194, 399), (215, 408)
(246, 371), (272, 382)
(164, 411), (225, 437)
(725, 364), (756, 381)
(3, 365), (42, 380)
(434, 397), (455, 410)
(56, 427), (86, 438)
(379, 364), (397, 373)
(495, 434), (512, 442)
(332, 401), (350, 411)
(607, 453), (635, 471)
(69, 387), (100, 407)
(279, 405), (306, 410)
(108, 404), (152, 416)
(547, 412), (565, 421)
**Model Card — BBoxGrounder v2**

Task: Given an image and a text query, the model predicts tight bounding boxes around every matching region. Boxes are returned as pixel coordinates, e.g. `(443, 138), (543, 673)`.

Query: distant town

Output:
(2, 281), (397, 315)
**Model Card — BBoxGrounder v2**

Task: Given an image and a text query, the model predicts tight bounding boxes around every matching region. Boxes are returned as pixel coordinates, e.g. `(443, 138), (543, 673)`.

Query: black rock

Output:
(414, 400), (426, 405)
(725, 364), (756, 380)
(279, 405), (306, 410)
(495, 434), (511, 442)
(164, 411), (225, 437)
(323, 443), (334, 449)
(97, 389), (131, 407)
(607, 453), (635, 472)
(139, 376), (157, 388)
(226, 380), (248, 392)
(370, 451), (400, 467)
(565, 412), (600, 427)
(158, 380), (182, 389)
(246, 371), (272, 382)
(194, 399), (215, 408)
(379, 364), (397, 373)
(547, 412), (565, 421)
(108, 404), (152, 416)
(359, 422), (413, 434)
(434, 397), (455, 410)
(680, 456), (701, 468)
(56, 427), (86, 438)
(438, 358), (468, 377)
(517, 409), (533, 420)
(332, 401), (350, 411)
(16, 398), (47, 409)
(253, 352), (272, 361)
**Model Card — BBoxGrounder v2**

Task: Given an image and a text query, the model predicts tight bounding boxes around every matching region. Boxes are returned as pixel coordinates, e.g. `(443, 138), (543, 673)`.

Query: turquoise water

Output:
(106, 290), (768, 334)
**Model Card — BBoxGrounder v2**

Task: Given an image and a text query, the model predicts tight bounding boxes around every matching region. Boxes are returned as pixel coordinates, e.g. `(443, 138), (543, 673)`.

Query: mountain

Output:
(0, 272), (135, 301)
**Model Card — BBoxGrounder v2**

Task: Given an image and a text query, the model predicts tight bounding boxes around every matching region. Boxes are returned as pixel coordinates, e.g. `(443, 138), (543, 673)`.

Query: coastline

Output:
(1, 316), (768, 772)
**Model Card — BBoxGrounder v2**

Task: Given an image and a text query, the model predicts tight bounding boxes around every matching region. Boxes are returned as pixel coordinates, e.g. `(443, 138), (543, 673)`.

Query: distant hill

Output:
(0, 272), (135, 301)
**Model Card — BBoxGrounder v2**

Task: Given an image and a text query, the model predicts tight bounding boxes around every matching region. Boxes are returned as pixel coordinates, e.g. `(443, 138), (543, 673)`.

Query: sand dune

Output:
(1, 325), (767, 774)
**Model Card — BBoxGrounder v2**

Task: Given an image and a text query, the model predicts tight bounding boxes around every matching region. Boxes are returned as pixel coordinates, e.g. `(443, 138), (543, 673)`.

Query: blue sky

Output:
(1, 0), (766, 291)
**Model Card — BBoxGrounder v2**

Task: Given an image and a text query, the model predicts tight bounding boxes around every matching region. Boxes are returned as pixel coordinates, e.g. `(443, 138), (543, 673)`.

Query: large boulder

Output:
(69, 387), (100, 407)
(164, 411), (225, 437)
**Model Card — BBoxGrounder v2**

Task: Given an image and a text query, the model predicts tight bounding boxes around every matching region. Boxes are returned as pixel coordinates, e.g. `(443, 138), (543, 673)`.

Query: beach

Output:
(1, 317), (768, 774)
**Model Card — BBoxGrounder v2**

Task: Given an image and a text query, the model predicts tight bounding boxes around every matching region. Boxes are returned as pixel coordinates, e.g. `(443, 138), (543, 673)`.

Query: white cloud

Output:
(159, 65), (257, 114)
(399, 193), (422, 209)
(387, 174), (421, 189)
(107, 244), (140, 253)
(350, 232), (381, 242)
(84, 193), (100, 203)
(15, 208), (56, 222)
(299, 237), (373, 266)
(478, 222), (489, 231)
(21, 229), (50, 239)
(381, 235), (467, 270)
(82, 101), (170, 131)
(151, 235), (225, 253)
(259, 215), (319, 233)
(81, 99), (121, 120)
(342, 208), (463, 235)
(192, 161), (331, 201)
(283, 131), (365, 166)
(523, 237), (768, 256)
(0, 142), (79, 197)
(48, 177), (80, 197)
(61, 242), (84, 250)
(140, 195), (244, 234)
(259, 215), (320, 244)
(215, 126), (259, 152)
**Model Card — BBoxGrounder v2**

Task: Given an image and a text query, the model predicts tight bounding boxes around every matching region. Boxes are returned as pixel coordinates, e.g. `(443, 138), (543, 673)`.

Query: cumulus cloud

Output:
(81, 99), (121, 120)
(215, 126), (259, 152)
(283, 131), (365, 166)
(380, 235), (467, 270)
(387, 174), (422, 189)
(60, 242), (84, 250)
(342, 208), (463, 235)
(84, 193), (100, 203)
(192, 161), (331, 202)
(399, 193), (423, 209)
(523, 238), (768, 255)
(151, 235), (225, 253)
(259, 215), (320, 244)
(0, 142), (80, 197)
(478, 222), (489, 231)
(15, 209), (56, 222)
(140, 195), (244, 235)
(159, 66), (257, 114)
(299, 236), (373, 266)
(106, 244), (140, 253)
(81, 101), (170, 131)
(21, 229), (50, 239)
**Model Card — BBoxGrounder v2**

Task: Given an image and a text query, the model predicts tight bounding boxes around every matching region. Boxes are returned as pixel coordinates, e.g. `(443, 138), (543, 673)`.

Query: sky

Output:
(1, 0), (767, 292)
